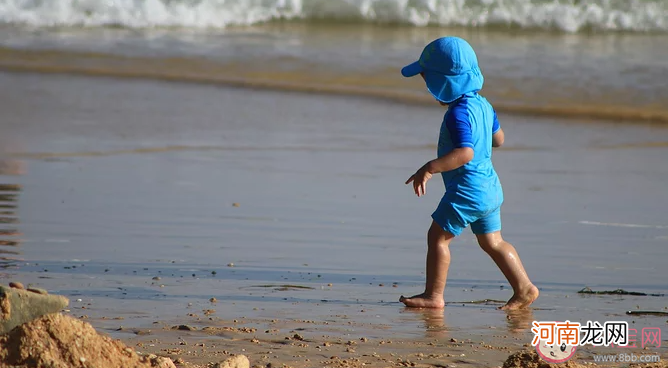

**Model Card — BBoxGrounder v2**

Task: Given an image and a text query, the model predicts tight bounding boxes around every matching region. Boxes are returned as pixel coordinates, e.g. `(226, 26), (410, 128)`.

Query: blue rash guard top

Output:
(436, 92), (503, 213)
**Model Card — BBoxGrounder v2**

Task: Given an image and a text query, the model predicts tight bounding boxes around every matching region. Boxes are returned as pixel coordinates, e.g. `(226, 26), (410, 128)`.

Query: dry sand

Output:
(0, 310), (511, 368)
(1, 280), (665, 368)
(5, 310), (664, 368)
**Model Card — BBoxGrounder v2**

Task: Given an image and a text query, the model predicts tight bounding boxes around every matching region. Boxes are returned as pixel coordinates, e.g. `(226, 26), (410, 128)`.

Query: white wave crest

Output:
(0, 0), (666, 33)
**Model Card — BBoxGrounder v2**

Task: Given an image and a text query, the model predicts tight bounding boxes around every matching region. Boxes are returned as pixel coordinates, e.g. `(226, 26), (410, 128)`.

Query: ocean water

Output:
(1, 0), (668, 124)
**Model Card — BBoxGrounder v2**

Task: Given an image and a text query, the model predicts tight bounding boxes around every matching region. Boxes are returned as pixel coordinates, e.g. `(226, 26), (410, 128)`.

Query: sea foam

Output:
(0, 0), (666, 33)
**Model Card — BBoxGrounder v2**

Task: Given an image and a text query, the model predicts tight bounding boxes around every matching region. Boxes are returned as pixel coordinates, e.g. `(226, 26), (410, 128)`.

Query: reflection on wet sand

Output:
(400, 308), (448, 339)
(0, 159), (24, 268)
(401, 306), (535, 339)
(504, 308), (535, 335)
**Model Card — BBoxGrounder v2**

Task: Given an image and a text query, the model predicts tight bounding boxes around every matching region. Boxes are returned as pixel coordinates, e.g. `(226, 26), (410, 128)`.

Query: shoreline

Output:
(2, 48), (668, 126)
(2, 281), (666, 368)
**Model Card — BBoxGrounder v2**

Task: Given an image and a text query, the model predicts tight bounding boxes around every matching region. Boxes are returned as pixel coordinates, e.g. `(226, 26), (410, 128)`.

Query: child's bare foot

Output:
(399, 293), (445, 308)
(499, 284), (539, 310)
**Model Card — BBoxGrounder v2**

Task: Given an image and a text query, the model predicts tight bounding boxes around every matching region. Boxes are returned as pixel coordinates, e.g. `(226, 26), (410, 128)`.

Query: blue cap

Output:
(401, 37), (484, 104)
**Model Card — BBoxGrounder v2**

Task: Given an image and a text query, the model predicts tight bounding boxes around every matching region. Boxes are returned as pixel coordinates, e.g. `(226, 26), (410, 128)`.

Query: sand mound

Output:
(503, 350), (586, 368)
(0, 313), (175, 368)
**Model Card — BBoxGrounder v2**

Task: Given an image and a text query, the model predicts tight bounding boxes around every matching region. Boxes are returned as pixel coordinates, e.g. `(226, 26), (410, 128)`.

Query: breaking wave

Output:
(0, 0), (666, 33)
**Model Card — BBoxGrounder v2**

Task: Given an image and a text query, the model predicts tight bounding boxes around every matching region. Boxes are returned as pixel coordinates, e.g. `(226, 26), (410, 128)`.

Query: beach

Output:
(1, 1), (668, 366)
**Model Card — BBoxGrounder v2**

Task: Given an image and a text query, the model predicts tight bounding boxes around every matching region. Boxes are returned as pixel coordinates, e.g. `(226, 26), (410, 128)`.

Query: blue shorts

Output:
(431, 186), (504, 236)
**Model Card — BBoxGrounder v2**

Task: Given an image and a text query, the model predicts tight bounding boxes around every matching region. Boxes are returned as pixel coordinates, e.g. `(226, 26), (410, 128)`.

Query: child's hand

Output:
(406, 165), (433, 197)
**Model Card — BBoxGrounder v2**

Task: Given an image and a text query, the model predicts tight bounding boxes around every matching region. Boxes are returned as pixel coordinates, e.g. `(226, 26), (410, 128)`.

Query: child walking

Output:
(399, 36), (539, 310)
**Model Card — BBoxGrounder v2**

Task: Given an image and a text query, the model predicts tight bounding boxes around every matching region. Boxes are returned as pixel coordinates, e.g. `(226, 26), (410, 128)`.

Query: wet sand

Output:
(1, 71), (668, 366)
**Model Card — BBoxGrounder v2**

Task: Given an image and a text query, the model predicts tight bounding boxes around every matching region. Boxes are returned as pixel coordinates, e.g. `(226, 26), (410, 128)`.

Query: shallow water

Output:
(1, 72), (667, 346)
(2, 23), (668, 123)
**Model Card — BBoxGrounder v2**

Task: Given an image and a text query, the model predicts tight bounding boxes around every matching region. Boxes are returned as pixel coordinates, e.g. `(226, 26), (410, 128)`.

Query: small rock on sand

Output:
(144, 354), (177, 368)
(9, 282), (24, 289)
(172, 324), (196, 331)
(0, 285), (69, 334)
(214, 354), (250, 368)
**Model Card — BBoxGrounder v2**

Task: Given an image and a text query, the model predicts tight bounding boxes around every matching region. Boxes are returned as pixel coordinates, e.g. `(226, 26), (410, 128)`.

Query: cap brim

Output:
(401, 61), (422, 77)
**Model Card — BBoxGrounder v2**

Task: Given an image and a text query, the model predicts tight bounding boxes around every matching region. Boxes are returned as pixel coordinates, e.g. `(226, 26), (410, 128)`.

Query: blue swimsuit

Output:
(431, 92), (504, 236)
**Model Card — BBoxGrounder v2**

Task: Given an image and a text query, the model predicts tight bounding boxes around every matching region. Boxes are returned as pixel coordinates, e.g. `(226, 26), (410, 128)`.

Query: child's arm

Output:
(492, 110), (504, 147)
(492, 128), (504, 147)
(425, 148), (474, 174)
(406, 148), (473, 197)
(406, 111), (475, 197)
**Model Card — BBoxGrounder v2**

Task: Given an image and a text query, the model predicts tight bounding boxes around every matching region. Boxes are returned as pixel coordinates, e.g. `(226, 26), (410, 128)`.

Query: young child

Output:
(399, 36), (539, 310)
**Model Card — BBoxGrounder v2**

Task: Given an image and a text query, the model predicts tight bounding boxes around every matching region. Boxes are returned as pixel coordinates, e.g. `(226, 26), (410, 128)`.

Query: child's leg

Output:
(475, 231), (539, 310)
(400, 220), (454, 308)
